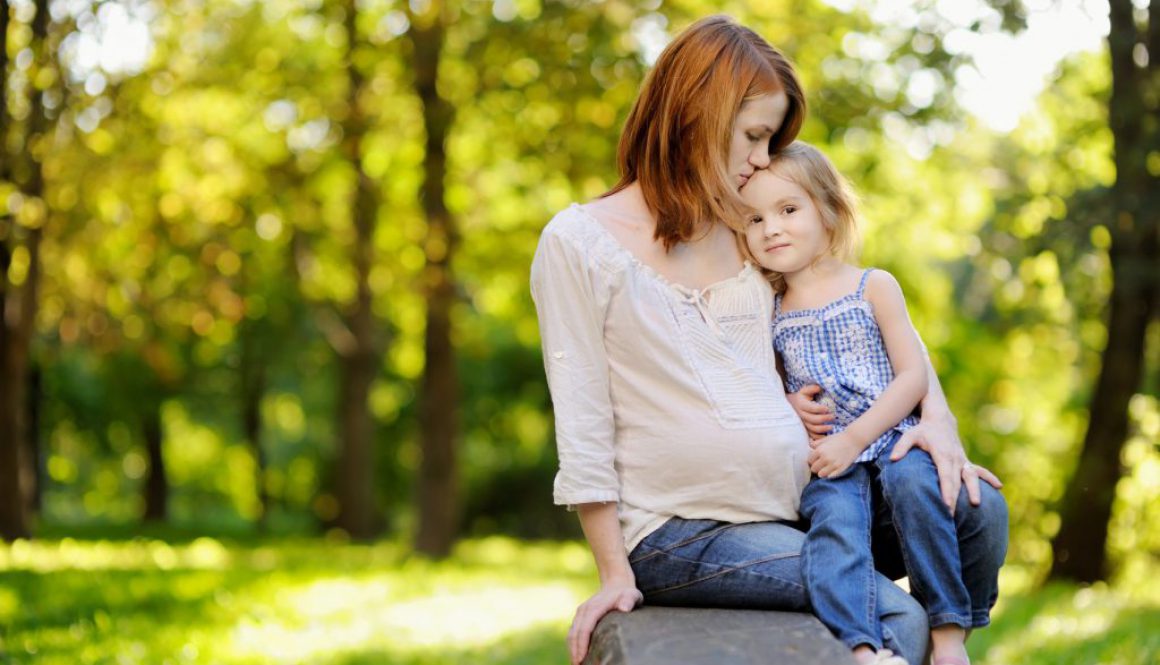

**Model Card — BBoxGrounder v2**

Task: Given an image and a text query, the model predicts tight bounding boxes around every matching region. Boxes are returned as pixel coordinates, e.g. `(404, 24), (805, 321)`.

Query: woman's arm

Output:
(890, 358), (1003, 514)
(531, 220), (638, 664)
(807, 271), (928, 477)
(568, 503), (643, 665)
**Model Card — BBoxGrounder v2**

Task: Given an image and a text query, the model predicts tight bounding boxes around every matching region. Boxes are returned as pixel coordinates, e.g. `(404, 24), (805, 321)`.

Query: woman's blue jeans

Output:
(627, 451), (1007, 665)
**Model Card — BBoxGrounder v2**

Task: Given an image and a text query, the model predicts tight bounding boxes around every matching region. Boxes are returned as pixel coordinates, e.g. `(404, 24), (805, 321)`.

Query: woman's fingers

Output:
(569, 590), (641, 664)
(972, 463), (1003, 489)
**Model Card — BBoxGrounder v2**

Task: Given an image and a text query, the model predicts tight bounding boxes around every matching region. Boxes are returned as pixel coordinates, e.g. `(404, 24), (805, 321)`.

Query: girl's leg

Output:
(629, 516), (930, 664)
(871, 450), (1008, 630)
(798, 465), (884, 653)
(874, 450), (972, 630)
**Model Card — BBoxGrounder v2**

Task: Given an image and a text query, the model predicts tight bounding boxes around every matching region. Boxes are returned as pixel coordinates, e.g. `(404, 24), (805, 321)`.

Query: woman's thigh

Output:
(629, 517), (930, 662)
(628, 518), (810, 610)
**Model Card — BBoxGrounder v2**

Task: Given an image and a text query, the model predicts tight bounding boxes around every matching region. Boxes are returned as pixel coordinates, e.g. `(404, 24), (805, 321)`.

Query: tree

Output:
(1, 0), (56, 539)
(408, 0), (459, 558)
(332, 0), (383, 539)
(1049, 0), (1160, 582)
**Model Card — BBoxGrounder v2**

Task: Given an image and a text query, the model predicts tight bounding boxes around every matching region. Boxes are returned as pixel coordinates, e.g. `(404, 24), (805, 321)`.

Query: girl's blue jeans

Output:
(627, 450), (1007, 665)
(799, 448), (982, 652)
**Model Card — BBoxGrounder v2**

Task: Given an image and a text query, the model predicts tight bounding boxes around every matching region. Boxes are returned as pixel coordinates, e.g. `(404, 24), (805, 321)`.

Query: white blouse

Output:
(530, 204), (811, 552)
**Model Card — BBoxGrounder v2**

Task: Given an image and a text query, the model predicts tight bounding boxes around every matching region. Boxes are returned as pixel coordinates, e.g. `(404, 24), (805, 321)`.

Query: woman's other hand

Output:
(568, 581), (643, 665)
(788, 384), (834, 440)
(890, 414), (1003, 515)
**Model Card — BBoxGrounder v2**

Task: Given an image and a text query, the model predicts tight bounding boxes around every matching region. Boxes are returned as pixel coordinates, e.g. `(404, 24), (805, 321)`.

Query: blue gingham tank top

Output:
(772, 268), (918, 463)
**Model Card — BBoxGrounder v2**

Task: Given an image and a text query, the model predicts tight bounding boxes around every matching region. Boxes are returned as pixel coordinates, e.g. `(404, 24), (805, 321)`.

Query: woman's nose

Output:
(750, 144), (771, 169)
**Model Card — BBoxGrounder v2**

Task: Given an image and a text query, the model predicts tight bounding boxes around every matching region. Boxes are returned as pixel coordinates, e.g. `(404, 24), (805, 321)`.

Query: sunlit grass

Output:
(0, 535), (592, 664)
(1, 534), (1156, 664)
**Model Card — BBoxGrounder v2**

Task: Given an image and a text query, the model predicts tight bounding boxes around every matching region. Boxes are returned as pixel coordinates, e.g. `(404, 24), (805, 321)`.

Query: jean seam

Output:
(629, 521), (742, 565)
(645, 550), (805, 597)
(859, 468), (878, 633)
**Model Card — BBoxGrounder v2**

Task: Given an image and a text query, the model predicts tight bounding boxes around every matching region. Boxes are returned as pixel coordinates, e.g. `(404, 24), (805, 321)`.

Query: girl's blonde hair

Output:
(753, 141), (862, 292)
(608, 15), (806, 251)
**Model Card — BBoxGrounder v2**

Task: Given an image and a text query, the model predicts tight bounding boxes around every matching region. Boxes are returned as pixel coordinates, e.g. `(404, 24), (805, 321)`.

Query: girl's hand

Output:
(568, 582), (643, 665)
(807, 431), (864, 478)
(788, 384), (834, 440)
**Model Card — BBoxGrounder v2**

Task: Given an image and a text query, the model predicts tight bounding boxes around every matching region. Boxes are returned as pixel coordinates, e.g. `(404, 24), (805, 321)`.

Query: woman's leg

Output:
(629, 516), (930, 664)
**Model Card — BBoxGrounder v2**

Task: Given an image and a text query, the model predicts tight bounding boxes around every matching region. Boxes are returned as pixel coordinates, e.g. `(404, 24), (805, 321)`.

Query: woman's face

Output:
(728, 91), (790, 188)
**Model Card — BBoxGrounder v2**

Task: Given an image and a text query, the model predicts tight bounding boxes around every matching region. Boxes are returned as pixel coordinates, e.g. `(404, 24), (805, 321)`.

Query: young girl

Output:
(741, 141), (973, 665)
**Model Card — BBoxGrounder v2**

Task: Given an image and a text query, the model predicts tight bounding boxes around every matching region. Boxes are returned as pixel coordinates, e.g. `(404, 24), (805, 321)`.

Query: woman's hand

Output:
(788, 384), (834, 440)
(808, 431), (863, 478)
(568, 581), (643, 665)
(890, 413), (1003, 515)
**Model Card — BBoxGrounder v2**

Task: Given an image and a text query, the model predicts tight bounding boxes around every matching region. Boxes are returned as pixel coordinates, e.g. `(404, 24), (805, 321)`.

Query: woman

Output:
(529, 15), (1006, 665)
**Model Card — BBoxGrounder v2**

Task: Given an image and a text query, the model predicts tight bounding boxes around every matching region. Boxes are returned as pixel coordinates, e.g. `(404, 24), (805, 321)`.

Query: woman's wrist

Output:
(920, 402), (957, 426)
(597, 561), (636, 588)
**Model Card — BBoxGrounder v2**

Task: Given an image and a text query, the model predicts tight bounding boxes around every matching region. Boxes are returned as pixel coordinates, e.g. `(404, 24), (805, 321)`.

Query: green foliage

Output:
(1, 0), (1153, 596)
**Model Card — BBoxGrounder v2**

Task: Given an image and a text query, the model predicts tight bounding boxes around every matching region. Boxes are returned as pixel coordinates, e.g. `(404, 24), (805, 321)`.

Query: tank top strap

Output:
(856, 268), (875, 299)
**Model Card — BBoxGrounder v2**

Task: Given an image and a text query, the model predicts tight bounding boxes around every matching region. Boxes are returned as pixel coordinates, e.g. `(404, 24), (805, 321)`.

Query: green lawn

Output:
(1, 535), (1156, 664)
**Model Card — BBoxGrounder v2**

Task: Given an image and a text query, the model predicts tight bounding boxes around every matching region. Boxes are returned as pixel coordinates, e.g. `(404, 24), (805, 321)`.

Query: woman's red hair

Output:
(608, 15), (806, 250)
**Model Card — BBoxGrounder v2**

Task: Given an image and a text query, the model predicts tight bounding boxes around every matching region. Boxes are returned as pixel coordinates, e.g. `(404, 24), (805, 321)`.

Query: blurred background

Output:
(0, 0), (1157, 663)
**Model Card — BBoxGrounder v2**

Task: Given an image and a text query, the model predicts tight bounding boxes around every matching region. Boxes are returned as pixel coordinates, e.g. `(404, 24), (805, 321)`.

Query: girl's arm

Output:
(568, 503), (643, 665)
(807, 270), (928, 477)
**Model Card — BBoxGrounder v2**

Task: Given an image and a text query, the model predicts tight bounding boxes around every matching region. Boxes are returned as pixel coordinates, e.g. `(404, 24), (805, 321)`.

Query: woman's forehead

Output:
(738, 91), (789, 126)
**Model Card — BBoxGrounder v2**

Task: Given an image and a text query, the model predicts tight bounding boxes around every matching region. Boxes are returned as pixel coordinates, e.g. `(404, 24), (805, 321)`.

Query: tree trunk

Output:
(142, 399), (167, 521)
(240, 321), (268, 527)
(0, 244), (28, 541)
(24, 362), (41, 513)
(1050, 0), (1160, 582)
(410, 1), (460, 559)
(333, 0), (381, 540)
(0, 0), (26, 541)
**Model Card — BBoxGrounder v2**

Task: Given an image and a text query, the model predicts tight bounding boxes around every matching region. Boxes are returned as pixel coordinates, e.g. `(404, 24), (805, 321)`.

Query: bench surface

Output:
(585, 606), (856, 665)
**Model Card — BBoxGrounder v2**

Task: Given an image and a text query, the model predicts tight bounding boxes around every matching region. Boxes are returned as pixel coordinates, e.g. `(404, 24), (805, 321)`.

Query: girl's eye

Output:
(782, 206), (797, 215)
(748, 215), (762, 225)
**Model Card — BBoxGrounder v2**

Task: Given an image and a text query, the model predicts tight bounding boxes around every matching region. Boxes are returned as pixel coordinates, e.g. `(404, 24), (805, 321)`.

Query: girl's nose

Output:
(762, 218), (780, 238)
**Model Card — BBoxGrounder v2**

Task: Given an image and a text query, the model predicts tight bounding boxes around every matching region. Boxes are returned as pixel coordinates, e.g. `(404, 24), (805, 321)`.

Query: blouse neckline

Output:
(569, 202), (755, 297)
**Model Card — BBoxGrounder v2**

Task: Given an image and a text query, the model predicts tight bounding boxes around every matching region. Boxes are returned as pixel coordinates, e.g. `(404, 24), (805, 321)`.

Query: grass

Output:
(1, 534), (1156, 664)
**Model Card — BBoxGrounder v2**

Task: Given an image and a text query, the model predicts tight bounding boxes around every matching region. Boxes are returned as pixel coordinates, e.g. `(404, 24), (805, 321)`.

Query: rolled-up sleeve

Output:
(530, 221), (619, 507)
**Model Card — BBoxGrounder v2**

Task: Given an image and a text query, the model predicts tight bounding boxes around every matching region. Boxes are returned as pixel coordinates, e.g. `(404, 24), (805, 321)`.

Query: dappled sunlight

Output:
(230, 578), (579, 662)
(973, 580), (1160, 665)
(0, 536), (231, 572)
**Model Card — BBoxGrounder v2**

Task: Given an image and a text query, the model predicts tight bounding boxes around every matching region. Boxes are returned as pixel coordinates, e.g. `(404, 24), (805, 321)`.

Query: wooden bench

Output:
(585, 606), (855, 664)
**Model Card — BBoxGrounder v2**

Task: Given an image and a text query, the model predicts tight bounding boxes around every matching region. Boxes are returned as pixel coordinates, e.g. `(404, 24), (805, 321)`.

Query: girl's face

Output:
(741, 169), (831, 275)
(728, 92), (789, 188)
